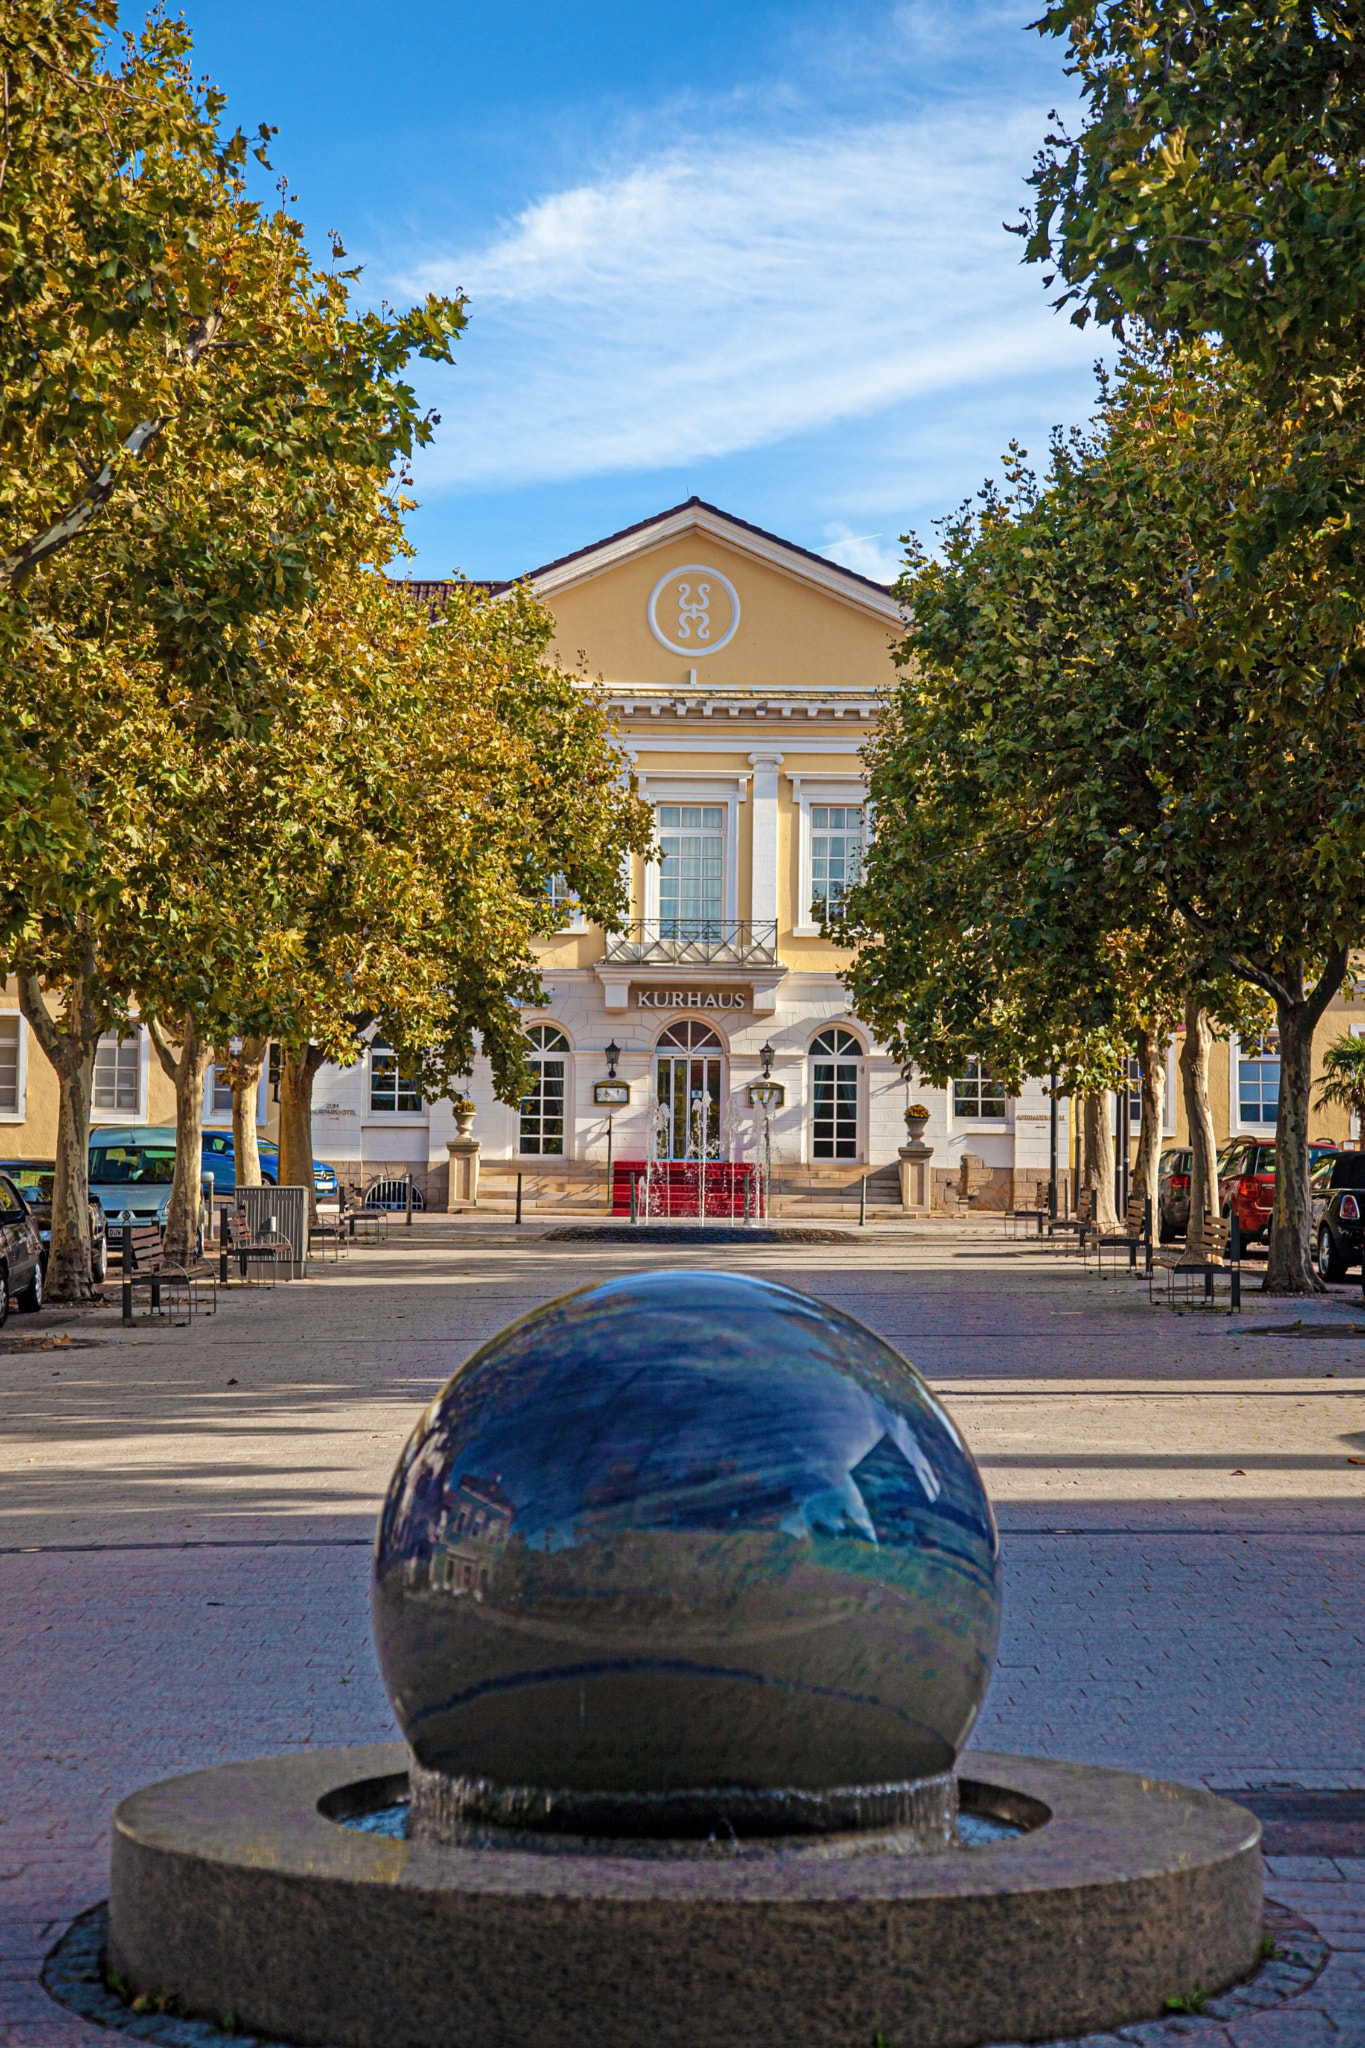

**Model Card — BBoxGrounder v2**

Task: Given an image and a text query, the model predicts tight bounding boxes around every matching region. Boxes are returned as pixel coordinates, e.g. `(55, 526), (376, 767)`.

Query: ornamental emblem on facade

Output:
(647, 563), (741, 657)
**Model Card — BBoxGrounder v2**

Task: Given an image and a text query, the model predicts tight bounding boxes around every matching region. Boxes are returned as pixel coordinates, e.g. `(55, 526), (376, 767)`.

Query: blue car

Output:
(90, 1129), (338, 1223)
(200, 1131), (338, 1197)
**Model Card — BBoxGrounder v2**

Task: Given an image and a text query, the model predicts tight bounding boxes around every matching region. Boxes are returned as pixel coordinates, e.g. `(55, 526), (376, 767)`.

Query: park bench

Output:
(119, 1221), (216, 1327)
(1005, 1177), (1051, 1240)
(218, 1205), (293, 1286)
(1049, 1184), (1096, 1253)
(1149, 1212), (1231, 1307)
(1090, 1193), (1153, 1277)
(346, 1204), (390, 1243)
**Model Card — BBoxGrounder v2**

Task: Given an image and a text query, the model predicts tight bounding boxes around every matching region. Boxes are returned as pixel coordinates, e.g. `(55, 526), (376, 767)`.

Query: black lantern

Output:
(605, 1040), (621, 1080)
(760, 1042), (775, 1078)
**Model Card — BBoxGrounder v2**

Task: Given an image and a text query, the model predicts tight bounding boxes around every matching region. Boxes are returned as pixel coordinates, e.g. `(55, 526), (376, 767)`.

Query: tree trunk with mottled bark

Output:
(1263, 953), (1346, 1293)
(16, 964), (100, 1300)
(229, 1038), (268, 1187)
(1180, 999), (1219, 1241)
(1133, 1020), (1165, 1207)
(279, 1044), (326, 1229)
(1083, 1089), (1119, 1227)
(148, 1013), (213, 1265)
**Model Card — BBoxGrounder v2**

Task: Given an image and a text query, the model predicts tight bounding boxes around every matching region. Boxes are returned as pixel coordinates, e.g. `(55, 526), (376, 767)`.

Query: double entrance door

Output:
(655, 1021), (723, 1159)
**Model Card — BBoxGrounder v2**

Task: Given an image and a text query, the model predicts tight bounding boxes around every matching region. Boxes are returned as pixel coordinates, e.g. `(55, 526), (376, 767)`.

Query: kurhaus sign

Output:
(633, 985), (750, 1012)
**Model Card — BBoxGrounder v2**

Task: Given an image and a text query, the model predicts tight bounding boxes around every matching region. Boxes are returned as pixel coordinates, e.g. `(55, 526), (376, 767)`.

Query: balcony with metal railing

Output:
(602, 919), (780, 967)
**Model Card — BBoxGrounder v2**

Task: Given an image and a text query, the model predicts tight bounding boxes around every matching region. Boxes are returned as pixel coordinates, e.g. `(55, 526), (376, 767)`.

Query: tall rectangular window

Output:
(519, 1026), (567, 1155)
(953, 1060), (1006, 1120)
(810, 806), (863, 917)
(1239, 1032), (1280, 1126)
(657, 805), (724, 938)
(546, 872), (576, 922)
(0, 1017), (18, 1114)
(93, 1031), (140, 1113)
(210, 1066), (233, 1115)
(370, 1041), (421, 1113)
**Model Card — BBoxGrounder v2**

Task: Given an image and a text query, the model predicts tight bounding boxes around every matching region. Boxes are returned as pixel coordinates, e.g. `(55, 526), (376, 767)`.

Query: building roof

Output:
(389, 498), (902, 624)
(521, 496), (894, 598)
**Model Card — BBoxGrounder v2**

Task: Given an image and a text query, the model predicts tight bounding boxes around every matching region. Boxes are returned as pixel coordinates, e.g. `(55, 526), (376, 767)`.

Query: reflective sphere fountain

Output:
(105, 1272), (1264, 2048)
(373, 1270), (1000, 1841)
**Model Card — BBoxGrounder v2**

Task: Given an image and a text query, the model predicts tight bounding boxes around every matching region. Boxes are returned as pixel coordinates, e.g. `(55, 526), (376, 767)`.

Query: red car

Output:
(1216, 1138), (1343, 1245)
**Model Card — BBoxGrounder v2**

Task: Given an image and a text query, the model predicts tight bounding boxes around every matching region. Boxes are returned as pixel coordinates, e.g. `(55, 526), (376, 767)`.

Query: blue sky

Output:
(182, 0), (1106, 583)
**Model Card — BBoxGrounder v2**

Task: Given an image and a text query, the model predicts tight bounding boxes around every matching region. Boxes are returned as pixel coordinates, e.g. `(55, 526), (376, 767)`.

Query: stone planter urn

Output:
(899, 1107), (934, 1212)
(453, 1101), (477, 1140)
(448, 1100), (480, 1210)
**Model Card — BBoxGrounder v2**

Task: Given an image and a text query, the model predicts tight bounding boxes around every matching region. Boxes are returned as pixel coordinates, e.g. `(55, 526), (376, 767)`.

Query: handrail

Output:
(603, 919), (780, 966)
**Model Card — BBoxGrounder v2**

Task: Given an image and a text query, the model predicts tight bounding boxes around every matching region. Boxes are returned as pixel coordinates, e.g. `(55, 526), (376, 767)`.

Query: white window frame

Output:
(91, 1025), (148, 1125)
(546, 873), (588, 934)
(949, 1059), (1009, 1129)
(788, 776), (869, 935)
(518, 1021), (572, 1159)
(0, 1012), (26, 1122)
(368, 1038), (425, 1118)
(637, 774), (746, 927)
(1229, 1030), (1281, 1136)
(203, 1061), (234, 1127)
(807, 1026), (866, 1165)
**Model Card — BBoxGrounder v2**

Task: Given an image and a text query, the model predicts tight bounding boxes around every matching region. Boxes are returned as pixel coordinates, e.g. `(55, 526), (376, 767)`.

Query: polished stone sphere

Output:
(373, 1270), (1000, 1801)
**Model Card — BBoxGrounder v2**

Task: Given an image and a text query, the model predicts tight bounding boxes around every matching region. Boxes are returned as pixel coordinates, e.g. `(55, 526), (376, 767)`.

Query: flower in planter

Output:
(904, 1104), (932, 1121)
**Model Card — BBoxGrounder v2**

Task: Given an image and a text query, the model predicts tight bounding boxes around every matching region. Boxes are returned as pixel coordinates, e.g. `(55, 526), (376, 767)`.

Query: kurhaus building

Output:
(0, 499), (1359, 1210)
(309, 497), (1071, 1216)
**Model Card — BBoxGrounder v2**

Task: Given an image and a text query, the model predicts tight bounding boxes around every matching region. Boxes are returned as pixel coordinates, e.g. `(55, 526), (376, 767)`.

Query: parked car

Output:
(0, 1162), (107, 1283)
(1217, 1138), (1344, 1246)
(1157, 1147), (1192, 1242)
(1312, 1150), (1365, 1280)
(87, 1129), (177, 1230)
(0, 1169), (46, 1322)
(200, 1131), (338, 1198)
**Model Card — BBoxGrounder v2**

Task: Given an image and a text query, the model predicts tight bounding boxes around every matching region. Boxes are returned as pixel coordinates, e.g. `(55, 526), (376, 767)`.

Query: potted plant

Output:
(903, 1103), (932, 1141)
(452, 1096), (477, 1139)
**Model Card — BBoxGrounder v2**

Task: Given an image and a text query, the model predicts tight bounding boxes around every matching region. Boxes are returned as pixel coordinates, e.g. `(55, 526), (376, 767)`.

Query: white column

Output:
(748, 750), (784, 930)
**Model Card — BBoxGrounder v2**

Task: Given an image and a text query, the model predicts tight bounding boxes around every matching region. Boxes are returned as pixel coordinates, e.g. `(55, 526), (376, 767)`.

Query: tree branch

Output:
(0, 311), (225, 590)
(1304, 944), (1350, 1034)
(145, 1015), (182, 1084)
(16, 974), (68, 1074)
(1229, 953), (1296, 1008)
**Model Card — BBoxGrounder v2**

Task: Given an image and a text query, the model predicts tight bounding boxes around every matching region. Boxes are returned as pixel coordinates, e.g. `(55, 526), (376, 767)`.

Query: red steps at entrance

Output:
(612, 1161), (764, 1219)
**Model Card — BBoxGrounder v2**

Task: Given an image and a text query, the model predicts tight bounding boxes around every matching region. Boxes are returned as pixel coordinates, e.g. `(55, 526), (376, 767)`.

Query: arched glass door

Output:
(519, 1025), (568, 1155)
(656, 1021), (723, 1160)
(811, 1028), (862, 1159)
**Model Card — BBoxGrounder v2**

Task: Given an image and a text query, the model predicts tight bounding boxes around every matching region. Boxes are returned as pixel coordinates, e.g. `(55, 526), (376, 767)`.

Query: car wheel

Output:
(91, 1235), (107, 1284)
(0, 1266), (8, 1327)
(1318, 1226), (1348, 1283)
(15, 1256), (40, 1313)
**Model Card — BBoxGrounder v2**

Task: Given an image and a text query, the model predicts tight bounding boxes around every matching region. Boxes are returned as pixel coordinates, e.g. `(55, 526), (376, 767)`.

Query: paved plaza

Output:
(2, 1221), (1364, 2047)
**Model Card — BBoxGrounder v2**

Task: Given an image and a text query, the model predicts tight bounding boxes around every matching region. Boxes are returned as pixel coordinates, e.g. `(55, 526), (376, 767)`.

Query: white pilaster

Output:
(748, 750), (784, 928)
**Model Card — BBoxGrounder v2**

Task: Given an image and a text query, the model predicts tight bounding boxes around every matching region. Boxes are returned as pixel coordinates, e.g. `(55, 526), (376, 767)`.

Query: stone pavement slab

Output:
(2, 1224), (1363, 2046)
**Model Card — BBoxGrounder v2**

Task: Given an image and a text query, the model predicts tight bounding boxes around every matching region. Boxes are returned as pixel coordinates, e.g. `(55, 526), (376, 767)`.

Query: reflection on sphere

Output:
(372, 1270), (1000, 1797)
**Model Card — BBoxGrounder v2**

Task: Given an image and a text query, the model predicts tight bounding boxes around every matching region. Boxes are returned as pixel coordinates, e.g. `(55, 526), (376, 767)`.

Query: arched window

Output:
(810, 1028), (862, 1160)
(520, 1025), (569, 1155)
(656, 1022), (723, 1159)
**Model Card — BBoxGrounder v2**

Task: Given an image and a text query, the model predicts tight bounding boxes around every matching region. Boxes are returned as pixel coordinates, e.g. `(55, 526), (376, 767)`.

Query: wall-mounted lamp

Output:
(760, 1042), (775, 1079)
(605, 1040), (621, 1080)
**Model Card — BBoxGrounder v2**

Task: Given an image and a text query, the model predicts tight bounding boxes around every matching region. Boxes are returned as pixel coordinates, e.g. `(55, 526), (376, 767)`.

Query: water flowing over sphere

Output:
(373, 1271), (1000, 1800)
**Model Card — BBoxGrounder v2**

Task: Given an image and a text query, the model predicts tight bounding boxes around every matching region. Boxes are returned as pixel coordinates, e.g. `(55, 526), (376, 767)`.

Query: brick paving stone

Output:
(2, 1226), (1363, 2048)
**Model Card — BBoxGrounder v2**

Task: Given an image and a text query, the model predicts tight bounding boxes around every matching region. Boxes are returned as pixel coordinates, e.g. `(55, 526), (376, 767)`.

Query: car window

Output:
(3, 1164), (54, 1201)
(0, 1174), (28, 1217)
(204, 1135), (232, 1155)
(88, 1145), (177, 1185)
(1218, 1143), (1246, 1174)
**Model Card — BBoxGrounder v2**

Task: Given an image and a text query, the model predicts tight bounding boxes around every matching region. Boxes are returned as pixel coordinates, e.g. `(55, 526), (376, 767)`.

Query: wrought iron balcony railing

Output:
(603, 919), (780, 967)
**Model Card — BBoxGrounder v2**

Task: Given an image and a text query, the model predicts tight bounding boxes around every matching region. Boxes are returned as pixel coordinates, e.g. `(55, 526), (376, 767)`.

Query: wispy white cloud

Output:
(819, 524), (905, 585)
(391, 106), (1095, 494)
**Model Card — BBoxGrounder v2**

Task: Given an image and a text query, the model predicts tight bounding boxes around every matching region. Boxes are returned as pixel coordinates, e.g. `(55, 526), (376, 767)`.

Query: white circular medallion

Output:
(647, 564), (740, 657)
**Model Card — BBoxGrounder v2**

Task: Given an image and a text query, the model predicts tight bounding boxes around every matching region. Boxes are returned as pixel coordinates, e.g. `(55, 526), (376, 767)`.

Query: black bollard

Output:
(515, 1173), (523, 1226)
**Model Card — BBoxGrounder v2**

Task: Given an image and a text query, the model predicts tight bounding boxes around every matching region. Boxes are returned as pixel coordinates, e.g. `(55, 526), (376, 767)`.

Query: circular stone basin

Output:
(108, 1744), (1262, 2048)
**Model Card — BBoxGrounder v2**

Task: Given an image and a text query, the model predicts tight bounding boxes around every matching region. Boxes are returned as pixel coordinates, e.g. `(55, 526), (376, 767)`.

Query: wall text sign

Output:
(633, 986), (750, 1012)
